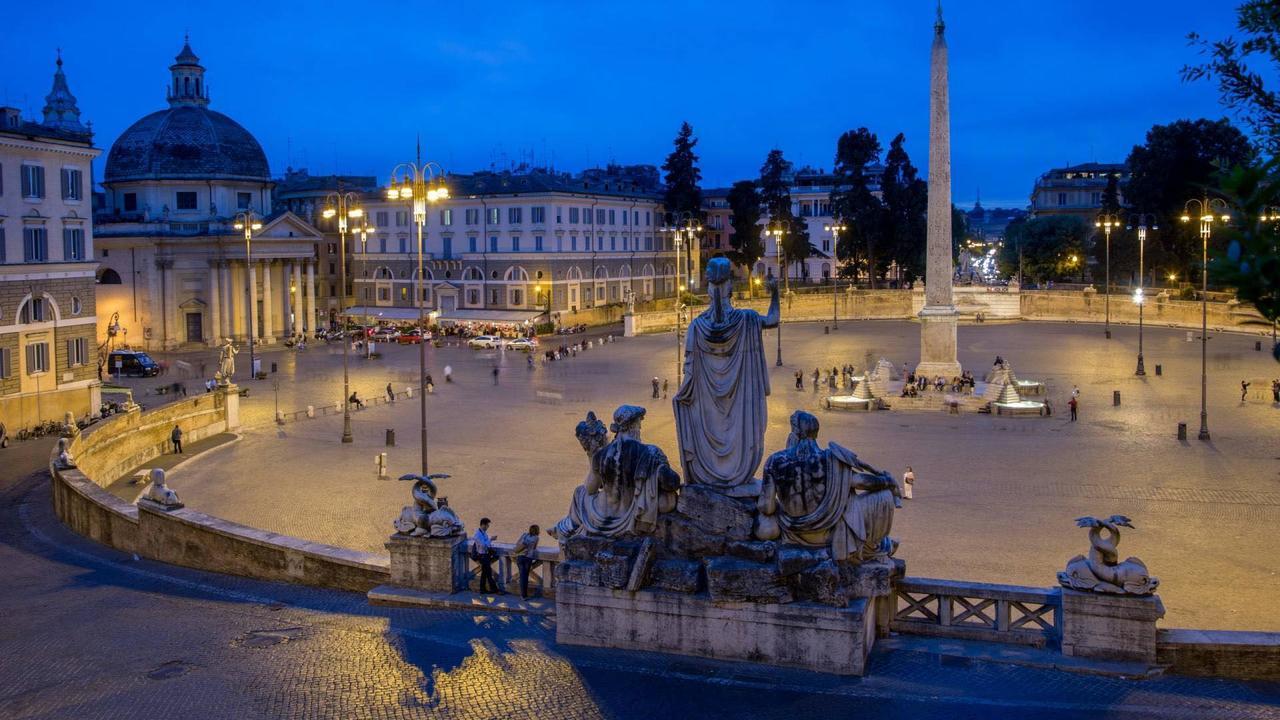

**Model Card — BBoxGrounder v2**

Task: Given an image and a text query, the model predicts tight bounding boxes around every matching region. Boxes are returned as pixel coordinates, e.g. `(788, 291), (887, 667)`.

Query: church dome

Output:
(104, 39), (269, 184)
(105, 106), (269, 182)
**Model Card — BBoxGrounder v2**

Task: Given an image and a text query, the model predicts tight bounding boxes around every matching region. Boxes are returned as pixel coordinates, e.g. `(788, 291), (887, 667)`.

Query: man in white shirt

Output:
(471, 518), (501, 594)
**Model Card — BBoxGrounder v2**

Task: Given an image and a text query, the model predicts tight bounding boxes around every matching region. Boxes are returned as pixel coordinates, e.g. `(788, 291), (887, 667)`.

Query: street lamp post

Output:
(322, 192), (366, 444)
(1127, 214), (1157, 376)
(824, 223), (847, 329)
(660, 212), (703, 298)
(766, 225), (787, 366)
(1180, 197), (1230, 442)
(387, 158), (449, 475)
(1095, 213), (1121, 339)
(232, 211), (263, 382)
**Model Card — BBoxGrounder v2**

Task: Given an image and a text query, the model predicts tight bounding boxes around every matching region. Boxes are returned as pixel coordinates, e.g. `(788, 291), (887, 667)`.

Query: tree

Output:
(1213, 160), (1280, 360)
(1123, 118), (1255, 279)
(1184, 1), (1280, 154)
(726, 180), (765, 285)
(759, 149), (811, 281)
(830, 128), (886, 286)
(662, 122), (703, 218)
(1088, 173), (1140, 281)
(951, 205), (970, 261)
(879, 133), (928, 283)
(999, 216), (1089, 284)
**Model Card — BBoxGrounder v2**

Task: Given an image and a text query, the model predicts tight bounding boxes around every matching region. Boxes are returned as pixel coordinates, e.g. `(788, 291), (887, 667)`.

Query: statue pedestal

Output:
(386, 534), (464, 593)
(623, 313), (637, 337)
(916, 305), (962, 378)
(1061, 589), (1165, 664)
(221, 384), (241, 432)
(557, 583), (880, 676)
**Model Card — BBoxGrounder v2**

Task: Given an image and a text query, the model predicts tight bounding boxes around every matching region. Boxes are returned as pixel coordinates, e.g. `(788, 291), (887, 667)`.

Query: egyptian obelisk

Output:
(916, 2), (962, 379)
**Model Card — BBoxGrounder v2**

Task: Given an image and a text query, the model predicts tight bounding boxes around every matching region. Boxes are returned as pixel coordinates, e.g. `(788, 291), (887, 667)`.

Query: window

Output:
(571, 236), (578, 251)
(327, 243), (338, 254)
(556, 208), (562, 223)
(25, 342), (49, 374)
(21, 165), (45, 199)
(634, 211), (639, 225)
(1057, 192), (1067, 206)
(18, 296), (45, 324)
(622, 210), (628, 226)
(400, 287), (408, 300)
(1091, 192), (1101, 206)
(0, 348), (9, 380)
(63, 227), (85, 261)
(611, 237), (616, 251)
(376, 211), (389, 227)
(645, 211), (651, 226)
(176, 191), (197, 210)
(531, 206), (545, 224)
(597, 236), (604, 251)
(584, 207), (593, 224)
(465, 208), (479, 225)
(328, 262), (336, 275)
(23, 227), (48, 262)
(443, 237), (453, 259)
(237, 192), (252, 209)
(509, 207), (523, 224)
(60, 168), (83, 201)
(467, 289), (479, 304)
(399, 237), (407, 253)
(441, 208), (453, 226)
(608, 209), (616, 225)
(396, 210), (409, 227)
(0, 226), (5, 263)
(569, 207), (580, 224)
(66, 337), (88, 367)
(123, 193), (138, 212)
(512, 236), (521, 252)
(596, 209), (606, 224)
(535, 235), (543, 252)
(490, 289), (500, 304)
(330, 284), (337, 296)
(469, 237), (477, 253)
(377, 237), (386, 253)
(489, 236), (498, 252)
(378, 288), (390, 301)
(488, 207), (500, 224)
(510, 289), (523, 305)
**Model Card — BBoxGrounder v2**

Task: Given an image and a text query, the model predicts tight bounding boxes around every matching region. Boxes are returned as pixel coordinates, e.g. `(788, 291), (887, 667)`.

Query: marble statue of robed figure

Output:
(673, 256), (779, 490)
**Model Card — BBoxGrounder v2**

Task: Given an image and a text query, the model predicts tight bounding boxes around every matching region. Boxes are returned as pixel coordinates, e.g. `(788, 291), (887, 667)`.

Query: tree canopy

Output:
(1184, 1), (1280, 154)
(662, 122), (703, 218)
(726, 180), (764, 277)
(1000, 215), (1089, 283)
(759, 149), (811, 275)
(879, 133), (929, 282)
(830, 128), (887, 286)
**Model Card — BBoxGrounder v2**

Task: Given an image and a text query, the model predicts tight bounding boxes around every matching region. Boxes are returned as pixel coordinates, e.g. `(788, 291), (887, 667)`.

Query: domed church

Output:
(95, 39), (323, 350)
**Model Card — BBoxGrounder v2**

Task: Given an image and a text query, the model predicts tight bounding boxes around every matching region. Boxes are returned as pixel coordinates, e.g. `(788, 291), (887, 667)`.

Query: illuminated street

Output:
(146, 319), (1280, 631)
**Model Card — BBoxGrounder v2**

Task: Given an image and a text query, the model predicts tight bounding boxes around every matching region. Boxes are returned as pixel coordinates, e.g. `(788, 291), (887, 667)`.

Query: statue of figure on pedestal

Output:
(673, 256), (779, 490)
(551, 406), (680, 539)
(393, 473), (462, 537)
(757, 411), (900, 563)
(216, 338), (238, 385)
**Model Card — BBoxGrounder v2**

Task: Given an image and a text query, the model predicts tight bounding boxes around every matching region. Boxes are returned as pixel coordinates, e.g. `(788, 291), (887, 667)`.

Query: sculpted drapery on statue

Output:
(674, 257), (779, 489)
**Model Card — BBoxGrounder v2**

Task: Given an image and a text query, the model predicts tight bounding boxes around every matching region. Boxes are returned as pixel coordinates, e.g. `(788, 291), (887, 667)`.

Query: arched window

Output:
(463, 267), (483, 282)
(72, 297), (83, 315)
(594, 266), (610, 280)
(566, 266), (583, 281)
(97, 268), (123, 284)
(375, 266), (394, 279)
(503, 266), (529, 282)
(184, 77), (191, 95)
(641, 264), (655, 277)
(618, 264), (631, 279)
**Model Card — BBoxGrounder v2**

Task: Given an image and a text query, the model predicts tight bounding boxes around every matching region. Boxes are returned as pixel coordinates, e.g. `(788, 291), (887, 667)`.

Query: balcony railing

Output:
(891, 577), (1062, 648)
(453, 540), (562, 598)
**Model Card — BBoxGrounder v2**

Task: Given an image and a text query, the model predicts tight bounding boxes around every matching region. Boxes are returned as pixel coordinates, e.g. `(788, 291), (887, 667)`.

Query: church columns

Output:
(305, 261), (317, 334)
(292, 262), (304, 335)
(221, 262), (233, 340)
(261, 259), (274, 343)
(282, 261), (294, 337)
(159, 258), (177, 349)
(247, 260), (258, 343)
(208, 261), (221, 346)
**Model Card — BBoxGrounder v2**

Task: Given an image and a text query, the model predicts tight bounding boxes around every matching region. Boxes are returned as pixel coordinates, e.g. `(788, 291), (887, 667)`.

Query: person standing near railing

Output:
(514, 525), (541, 600)
(470, 518), (501, 594)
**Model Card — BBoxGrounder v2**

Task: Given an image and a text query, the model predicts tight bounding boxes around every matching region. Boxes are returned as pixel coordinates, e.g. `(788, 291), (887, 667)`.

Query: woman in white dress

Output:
(902, 466), (915, 500)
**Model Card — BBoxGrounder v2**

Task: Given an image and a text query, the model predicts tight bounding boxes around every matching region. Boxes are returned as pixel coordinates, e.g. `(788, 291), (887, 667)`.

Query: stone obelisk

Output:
(916, 2), (962, 379)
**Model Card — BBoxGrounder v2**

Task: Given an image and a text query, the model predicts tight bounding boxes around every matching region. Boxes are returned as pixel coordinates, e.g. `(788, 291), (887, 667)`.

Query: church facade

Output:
(94, 41), (324, 350)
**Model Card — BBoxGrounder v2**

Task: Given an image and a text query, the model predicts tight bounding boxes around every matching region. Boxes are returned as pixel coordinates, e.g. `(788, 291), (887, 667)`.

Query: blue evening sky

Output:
(2, 1), (1244, 208)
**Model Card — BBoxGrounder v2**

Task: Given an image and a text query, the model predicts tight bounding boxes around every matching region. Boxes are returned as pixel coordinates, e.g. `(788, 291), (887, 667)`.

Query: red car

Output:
(397, 329), (426, 344)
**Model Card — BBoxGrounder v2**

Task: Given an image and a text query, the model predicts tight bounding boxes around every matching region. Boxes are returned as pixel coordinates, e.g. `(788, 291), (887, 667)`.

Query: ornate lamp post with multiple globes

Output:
(766, 224), (787, 366)
(1095, 212), (1122, 339)
(232, 210), (262, 381)
(386, 159), (449, 475)
(824, 222), (847, 329)
(660, 212), (702, 381)
(1127, 213), (1157, 376)
(1180, 196), (1230, 441)
(322, 192), (365, 443)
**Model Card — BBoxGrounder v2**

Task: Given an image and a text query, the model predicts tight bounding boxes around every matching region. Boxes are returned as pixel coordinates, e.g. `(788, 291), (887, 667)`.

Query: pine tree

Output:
(726, 180), (764, 285)
(830, 128), (885, 287)
(759, 149), (811, 282)
(662, 122), (703, 218)
(880, 133), (928, 283)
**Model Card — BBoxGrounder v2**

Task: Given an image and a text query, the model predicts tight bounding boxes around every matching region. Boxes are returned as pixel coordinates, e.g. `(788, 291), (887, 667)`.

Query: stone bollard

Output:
(1178, 422), (1187, 440)
(386, 428), (395, 446)
(1155, 364), (1162, 376)
(1113, 390), (1121, 406)
(1186, 331), (1193, 342)
(306, 405), (315, 418)
(824, 326), (830, 335)
(375, 452), (388, 479)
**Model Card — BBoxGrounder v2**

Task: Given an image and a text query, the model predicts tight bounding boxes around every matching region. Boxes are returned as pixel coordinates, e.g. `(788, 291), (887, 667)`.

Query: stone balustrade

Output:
(451, 539), (562, 598)
(891, 577), (1062, 648)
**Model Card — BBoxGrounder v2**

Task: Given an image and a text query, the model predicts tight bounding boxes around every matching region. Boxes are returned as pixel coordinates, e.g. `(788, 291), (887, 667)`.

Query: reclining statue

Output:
(757, 411), (900, 563)
(551, 406), (681, 540)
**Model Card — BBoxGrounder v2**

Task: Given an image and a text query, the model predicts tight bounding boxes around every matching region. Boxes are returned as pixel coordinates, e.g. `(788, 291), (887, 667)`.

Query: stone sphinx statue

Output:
(757, 411), (900, 563)
(61, 411), (79, 439)
(1058, 515), (1159, 595)
(54, 437), (77, 469)
(143, 468), (182, 508)
(394, 473), (463, 537)
(673, 256), (778, 490)
(551, 406), (681, 540)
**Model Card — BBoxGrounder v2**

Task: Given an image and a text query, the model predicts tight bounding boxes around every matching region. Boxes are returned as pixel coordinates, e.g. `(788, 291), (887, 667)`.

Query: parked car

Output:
(397, 329), (426, 344)
(107, 350), (161, 377)
(467, 335), (502, 349)
(506, 337), (537, 351)
(370, 327), (400, 341)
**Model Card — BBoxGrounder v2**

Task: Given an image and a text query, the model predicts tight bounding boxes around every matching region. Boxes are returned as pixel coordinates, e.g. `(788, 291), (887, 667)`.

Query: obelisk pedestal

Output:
(916, 4), (962, 380)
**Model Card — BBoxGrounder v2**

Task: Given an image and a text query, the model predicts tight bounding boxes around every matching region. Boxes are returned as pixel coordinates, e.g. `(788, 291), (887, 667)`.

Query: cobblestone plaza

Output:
(134, 319), (1280, 632)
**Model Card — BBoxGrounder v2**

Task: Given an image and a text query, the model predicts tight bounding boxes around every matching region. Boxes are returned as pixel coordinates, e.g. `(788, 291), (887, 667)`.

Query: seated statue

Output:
(551, 406), (681, 540)
(393, 473), (462, 537)
(757, 411), (900, 563)
(1059, 515), (1159, 595)
(54, 438), (77, 469)
(143, 468), (182, 507)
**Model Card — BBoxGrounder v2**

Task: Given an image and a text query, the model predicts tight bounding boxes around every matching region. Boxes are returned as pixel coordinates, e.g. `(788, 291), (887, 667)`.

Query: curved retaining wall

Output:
(50, 391), (389, 593)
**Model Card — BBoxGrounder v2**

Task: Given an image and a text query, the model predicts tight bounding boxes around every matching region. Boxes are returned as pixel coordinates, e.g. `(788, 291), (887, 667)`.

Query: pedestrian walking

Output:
(470, 518), (501, 594)
(515, 524), (541, 599)
(662, 378), (669, 399)
(425, 374), (435, 394)
(170, 425), (183, 454)
(812, 368), (820, 389)
(652, 377), (660, 399)
(902, 466), (915, 500)
(386, 383), (395, 403)
(492, 367), (500, 385)
(1240, 379), (1251, 402)
(444, 365), (453, 383)
(1068, 396), (1078, 422)
(1272, 378), (1279, 403)
(1071, 385), (1080, 400)
(795, 370), (804, 390)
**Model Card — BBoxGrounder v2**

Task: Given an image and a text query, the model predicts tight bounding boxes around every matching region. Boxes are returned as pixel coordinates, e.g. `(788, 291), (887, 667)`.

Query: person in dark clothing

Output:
(386, 383), (395, 403)
(492, 367), (500, 385)
(171, 425), (183, 454)
(1241, 379), (1251, 402)
(349, 391), (363, 409)
(1068, 397), (1078, 421)
(514, 524), (541, 599)
(652, 377), (660, 399)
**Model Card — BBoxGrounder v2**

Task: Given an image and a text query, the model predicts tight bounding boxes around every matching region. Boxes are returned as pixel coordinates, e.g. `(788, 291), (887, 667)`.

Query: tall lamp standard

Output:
(824, 223), (847, 329)
(766, 224), (787, 366)
(322, 192), (365, 444)
(232, 211), (263, 381)
(1095, 213), (1122, 339)
(1180, 197), (1230, 441)
(1127, 214), (1157, 375)
(387, 159), (449, 475)
(660, 212), (703, 297)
